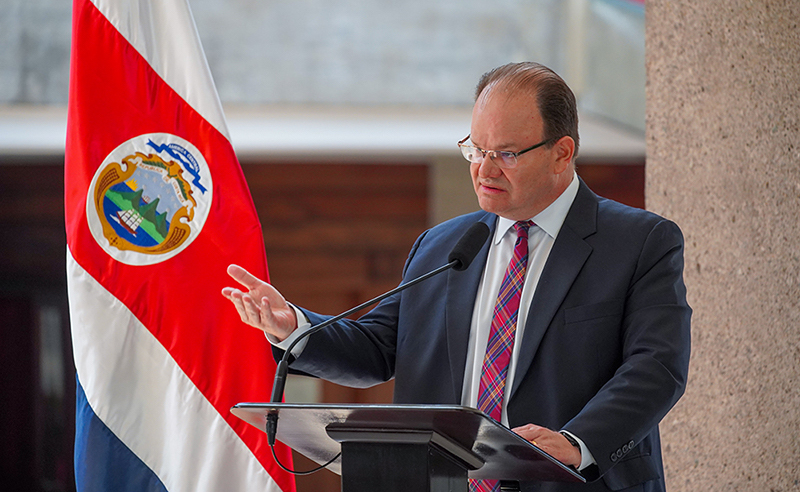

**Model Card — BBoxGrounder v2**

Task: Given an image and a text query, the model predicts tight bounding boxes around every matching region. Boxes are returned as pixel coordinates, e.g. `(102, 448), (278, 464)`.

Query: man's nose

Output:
(477, 154), (502, 178)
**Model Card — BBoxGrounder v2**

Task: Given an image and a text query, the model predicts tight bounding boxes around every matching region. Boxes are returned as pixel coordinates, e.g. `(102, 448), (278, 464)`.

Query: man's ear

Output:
(552, 136), (576, 174)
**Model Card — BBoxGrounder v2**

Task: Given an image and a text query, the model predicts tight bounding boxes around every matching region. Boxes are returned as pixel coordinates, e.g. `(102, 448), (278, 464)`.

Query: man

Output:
(223, 62), (691, 492)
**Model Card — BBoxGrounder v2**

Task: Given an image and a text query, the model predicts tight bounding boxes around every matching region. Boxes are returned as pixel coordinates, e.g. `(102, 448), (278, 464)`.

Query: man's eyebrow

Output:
(473, 139), (518, 151)
(495, 143), (518, 151)
(481, 143), (521, 152)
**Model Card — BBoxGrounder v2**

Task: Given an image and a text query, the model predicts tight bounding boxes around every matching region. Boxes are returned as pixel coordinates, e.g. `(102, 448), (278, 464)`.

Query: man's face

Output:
(469, 88), (569, 221)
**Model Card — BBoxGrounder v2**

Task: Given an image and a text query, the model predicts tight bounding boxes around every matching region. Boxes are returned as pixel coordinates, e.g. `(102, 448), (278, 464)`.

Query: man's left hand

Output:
(512, 423), (581, 468)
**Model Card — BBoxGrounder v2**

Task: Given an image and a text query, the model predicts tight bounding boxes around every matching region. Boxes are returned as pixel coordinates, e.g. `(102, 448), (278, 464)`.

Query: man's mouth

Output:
(479, 182), (504, 193)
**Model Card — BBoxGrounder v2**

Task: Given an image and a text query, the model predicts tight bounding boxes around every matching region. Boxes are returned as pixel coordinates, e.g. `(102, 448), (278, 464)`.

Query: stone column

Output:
(646, 1), (800, 490)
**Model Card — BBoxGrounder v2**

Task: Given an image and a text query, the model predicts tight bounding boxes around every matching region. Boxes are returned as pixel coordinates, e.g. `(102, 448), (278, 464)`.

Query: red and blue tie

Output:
(470, 220), (532, 492)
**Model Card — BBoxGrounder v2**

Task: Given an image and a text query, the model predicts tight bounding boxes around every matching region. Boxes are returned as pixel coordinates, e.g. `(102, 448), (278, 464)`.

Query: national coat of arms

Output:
(86, 133), (213, 265)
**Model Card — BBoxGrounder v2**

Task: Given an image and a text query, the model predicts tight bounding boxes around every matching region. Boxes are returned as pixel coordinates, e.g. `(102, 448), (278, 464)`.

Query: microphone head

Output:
(448, 222), (491, 271)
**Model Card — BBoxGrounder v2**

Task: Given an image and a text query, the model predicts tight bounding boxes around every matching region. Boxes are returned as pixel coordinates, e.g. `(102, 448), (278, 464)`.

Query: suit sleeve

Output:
(277, 228), (431, 387)
(562, 219), (691, 476)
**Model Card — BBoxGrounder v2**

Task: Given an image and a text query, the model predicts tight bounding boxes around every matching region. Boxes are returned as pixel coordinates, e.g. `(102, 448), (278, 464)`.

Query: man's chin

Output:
(477, 197), (506, 216)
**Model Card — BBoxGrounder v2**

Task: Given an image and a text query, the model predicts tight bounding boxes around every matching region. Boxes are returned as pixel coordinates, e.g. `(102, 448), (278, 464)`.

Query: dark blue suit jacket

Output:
(285, 179), (691, 491)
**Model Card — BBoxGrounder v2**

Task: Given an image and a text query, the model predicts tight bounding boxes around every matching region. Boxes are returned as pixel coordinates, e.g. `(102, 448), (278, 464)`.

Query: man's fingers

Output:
(225, 289), (251, 323)
(241, 294), (263, 327)
(227, 264), (265, 290)
(512, 423), (544, 438)
(223, 265), (295, 338)
(259, 296), (278, 330)
(512, 424), (553, 450)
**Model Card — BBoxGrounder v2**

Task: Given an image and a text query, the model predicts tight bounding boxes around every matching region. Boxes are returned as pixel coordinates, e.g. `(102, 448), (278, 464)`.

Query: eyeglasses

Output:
(457, 134), (557, 169)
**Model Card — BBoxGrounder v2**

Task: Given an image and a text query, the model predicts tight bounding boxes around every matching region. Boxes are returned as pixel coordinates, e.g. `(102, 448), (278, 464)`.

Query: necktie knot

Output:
(513, 220), (533, 241)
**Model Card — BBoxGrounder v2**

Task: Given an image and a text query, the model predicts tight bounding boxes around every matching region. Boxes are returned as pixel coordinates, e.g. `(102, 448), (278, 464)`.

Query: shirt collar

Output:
(494, 172), (579, 244)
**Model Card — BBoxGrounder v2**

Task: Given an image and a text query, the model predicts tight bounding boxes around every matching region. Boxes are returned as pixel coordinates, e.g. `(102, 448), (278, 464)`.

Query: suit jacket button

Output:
(616, 449), (624, 458)
(610, 453), (618, 463)
(629, 440), (635, 448)
(622, 444), (629, 453)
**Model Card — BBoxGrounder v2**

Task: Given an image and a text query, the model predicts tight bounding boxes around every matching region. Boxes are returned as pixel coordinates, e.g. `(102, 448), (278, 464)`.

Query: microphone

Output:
(448, 222), (491, 271)
(266, 222), (490, 446)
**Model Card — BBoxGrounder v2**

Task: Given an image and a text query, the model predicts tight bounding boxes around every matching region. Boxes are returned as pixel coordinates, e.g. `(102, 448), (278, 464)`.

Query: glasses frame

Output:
(457, 134), (558, 168)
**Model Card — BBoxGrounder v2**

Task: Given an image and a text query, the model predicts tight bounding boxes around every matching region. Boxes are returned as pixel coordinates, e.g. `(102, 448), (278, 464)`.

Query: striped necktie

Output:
(470, 220), (532, 492)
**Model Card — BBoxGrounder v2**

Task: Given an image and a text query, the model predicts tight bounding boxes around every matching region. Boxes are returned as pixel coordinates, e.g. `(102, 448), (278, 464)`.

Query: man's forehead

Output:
(472, 89), (542, 144)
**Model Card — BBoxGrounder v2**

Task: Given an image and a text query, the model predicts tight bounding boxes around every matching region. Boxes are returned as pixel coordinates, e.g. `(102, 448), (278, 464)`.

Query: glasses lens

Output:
(484, 151), (517, 168)
(461, 145), (482, 163)
(495, 151), (517, 168)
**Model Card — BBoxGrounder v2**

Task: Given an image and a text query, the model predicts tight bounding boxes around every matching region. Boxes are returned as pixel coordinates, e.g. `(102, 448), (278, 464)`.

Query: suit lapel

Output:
(445, 212), (496, 402)
(510, 180), (598, 399)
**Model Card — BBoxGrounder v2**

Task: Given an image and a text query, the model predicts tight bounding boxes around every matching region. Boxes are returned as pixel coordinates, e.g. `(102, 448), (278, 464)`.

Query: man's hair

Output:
(475, 62), (579, 158)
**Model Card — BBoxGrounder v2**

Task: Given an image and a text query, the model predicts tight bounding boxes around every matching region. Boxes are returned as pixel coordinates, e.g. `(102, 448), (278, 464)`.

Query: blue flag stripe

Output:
(75, 376), (168, 492)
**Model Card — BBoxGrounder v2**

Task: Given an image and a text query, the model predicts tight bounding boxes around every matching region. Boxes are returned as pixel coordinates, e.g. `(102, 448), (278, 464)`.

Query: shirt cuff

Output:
(561, 430), (597, 471)
(265, 303), (312, 357)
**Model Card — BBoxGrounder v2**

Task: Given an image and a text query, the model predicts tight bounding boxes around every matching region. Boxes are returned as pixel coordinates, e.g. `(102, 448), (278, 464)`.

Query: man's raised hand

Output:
(221, 264), (298, 341)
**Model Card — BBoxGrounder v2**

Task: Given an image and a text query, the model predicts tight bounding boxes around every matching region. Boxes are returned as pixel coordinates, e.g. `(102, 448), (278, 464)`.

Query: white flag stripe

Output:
(67, 249), (281, 492)
(90, 0), (230, 140)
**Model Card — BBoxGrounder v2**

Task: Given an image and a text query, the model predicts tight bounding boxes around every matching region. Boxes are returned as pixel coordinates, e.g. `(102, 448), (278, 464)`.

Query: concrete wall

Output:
(646, 1), (800, 490)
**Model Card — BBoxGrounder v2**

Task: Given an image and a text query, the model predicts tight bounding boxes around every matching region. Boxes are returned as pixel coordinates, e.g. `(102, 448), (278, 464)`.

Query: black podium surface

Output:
(232, 403), (584, 489)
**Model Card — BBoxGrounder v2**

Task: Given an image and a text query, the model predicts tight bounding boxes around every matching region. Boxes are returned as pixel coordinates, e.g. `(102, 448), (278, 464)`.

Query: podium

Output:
(231, 403), (585, 492)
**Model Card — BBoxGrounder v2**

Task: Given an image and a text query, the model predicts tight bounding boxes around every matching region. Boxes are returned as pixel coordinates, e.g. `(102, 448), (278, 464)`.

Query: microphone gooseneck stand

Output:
(265, 222), (491, 475)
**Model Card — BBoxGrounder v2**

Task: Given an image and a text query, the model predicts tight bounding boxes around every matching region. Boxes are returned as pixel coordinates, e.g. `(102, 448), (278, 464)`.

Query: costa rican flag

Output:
(64, 1), (295, 491)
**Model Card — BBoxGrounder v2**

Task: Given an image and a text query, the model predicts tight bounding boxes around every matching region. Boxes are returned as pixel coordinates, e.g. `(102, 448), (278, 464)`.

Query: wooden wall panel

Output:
(577, 162), (645, 209)
(244, 162), (429, 317)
